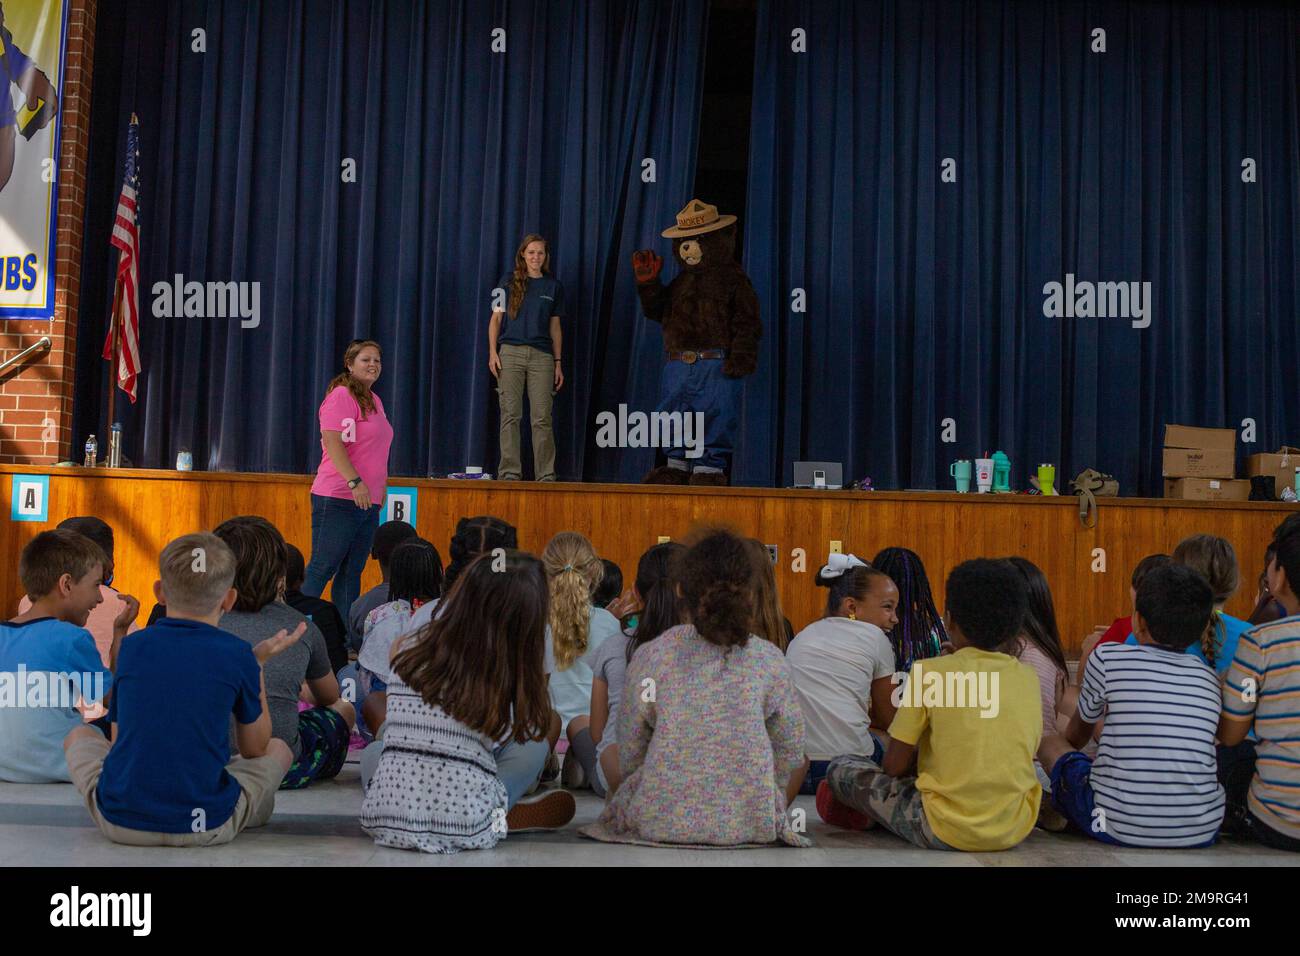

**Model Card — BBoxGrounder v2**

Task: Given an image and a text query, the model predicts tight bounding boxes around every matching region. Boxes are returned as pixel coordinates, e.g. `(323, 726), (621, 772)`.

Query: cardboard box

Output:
(1246, 447), (1300, 499)
(1164, 425), (1236, 451)
(1162, 447), (1236, 478)
(1163, 478), (1252, 501)
(1162, 423), (1236, 478)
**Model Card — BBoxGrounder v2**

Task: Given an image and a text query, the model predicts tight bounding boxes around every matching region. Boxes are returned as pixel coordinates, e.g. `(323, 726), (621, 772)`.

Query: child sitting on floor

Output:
(213, 516), (356, 789)
(581, 529), (809, 848)
(347, 520), (419, 651)
(284, 543), (349, 674)
(1122, 536), (1246, 675)
(545, 532), (621, 787)
(870, 547), (947, 671)
(1218, 515), (1300, 851)
(593, 559), (623, 611)
(2, 530), (130, 782)
(820, 558), (1042, 851)
(1005, 558), (1069, 741)
(567, 541), (684, 797)
(361, 550), (575, 852)
(64, 533), (301, 846)
(1040, 564), (1225, 848)
(17, 516), (140, 668)
(788, 553), (898, 795)
(357, 537), (443, 733)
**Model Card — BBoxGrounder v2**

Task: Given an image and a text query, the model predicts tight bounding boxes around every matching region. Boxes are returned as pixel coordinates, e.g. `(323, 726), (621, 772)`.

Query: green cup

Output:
(1037, 463), (1056, 496)
(950, 459), (972, 492)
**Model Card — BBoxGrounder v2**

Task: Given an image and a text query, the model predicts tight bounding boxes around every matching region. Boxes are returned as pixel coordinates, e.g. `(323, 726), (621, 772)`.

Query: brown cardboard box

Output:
(1163, 478), (1252, 501)
(1162, 424), (1236, 478)
(1162, 447), (1236, 478)
(1246, 447), (1300, 499)
(1164, 425), (1236, 451)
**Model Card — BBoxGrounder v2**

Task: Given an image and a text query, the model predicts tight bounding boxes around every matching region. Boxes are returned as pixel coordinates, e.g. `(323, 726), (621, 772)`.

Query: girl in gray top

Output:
(567, 543), (684, 796)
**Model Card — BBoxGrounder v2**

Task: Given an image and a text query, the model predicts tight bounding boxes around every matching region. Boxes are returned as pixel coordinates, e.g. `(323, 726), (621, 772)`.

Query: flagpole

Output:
(105, 277), (120, 439)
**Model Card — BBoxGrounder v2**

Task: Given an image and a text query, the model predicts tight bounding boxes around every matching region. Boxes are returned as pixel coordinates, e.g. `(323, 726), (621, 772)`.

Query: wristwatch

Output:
(347, 476), (363, 489)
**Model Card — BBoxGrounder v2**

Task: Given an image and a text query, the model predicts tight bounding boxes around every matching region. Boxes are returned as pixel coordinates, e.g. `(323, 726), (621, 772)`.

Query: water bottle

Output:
(83, 435), (98, 468)
(108, 422), (123, 468)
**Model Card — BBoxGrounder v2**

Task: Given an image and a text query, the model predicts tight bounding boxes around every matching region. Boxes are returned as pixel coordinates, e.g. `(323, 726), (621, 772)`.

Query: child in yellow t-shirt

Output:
(818, 558), (1042, 851)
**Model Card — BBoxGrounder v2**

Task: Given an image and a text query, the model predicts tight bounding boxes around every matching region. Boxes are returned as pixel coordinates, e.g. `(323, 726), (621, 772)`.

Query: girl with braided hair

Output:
(870, 547), (947, 671)
(1123, 534), (1248, 676)
(542, 534), (622, 771)
(443, 516), (518, 593)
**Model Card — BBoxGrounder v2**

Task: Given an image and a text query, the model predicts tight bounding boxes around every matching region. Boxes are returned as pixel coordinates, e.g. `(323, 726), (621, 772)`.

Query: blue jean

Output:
(657, 356), (741, 471)
(1049, 751), (1217, 849)
(494, 739), (549, 809)
(304, 493), (381, 625)
(801, 732), (886, 795)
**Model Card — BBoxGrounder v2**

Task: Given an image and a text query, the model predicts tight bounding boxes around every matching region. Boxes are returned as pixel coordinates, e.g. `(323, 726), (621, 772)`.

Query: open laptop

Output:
(793, 461), (843, 490)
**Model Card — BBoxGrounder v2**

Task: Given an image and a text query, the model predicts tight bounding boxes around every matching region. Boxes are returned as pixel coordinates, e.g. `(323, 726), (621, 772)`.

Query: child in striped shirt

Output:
(1218, 516), (1300, 852)
(1039, 564), (1225, 848)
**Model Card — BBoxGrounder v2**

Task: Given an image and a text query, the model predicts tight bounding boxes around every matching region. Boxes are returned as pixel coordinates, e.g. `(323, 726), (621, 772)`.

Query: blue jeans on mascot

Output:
(657, 353), (740, 474)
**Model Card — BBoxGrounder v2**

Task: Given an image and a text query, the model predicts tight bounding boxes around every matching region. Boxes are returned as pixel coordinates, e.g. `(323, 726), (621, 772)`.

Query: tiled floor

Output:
(1, 758), (1296, 866)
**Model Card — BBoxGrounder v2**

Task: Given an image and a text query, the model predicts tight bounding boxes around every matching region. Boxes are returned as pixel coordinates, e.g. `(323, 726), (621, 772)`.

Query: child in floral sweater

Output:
(581, 529), (809, 847)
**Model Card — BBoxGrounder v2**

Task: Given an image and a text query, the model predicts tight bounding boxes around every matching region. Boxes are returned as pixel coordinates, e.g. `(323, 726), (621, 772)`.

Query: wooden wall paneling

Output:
(1, 466), (1289, 656)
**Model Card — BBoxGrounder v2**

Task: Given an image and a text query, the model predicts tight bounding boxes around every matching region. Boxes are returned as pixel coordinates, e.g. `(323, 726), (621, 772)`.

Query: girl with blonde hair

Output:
(541, 533), (623, 761)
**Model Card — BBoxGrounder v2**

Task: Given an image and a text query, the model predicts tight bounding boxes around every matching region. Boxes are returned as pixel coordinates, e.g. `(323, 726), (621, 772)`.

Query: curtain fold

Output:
(75, 0), (709, 482)
(741, 0), (1300, 494)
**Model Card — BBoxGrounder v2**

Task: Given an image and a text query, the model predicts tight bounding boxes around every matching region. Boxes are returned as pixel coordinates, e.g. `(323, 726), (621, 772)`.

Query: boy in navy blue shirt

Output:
(64, 533), (303, 846)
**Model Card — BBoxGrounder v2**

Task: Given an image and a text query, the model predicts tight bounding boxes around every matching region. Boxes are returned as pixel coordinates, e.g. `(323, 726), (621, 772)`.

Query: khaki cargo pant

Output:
(66, 733), (286, 847)
(497, 343), (557, 481)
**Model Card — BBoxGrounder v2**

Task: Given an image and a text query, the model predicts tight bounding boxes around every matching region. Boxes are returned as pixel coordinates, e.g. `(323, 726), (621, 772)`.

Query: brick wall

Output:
(0, 0), (97, 465)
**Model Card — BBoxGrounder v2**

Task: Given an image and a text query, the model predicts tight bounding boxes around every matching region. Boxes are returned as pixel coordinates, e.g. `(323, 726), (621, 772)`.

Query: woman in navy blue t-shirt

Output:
(487, 234), (566, 481)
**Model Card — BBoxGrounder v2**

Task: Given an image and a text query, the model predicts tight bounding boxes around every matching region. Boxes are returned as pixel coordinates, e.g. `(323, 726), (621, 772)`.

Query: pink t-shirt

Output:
(311, 386), (393, 503)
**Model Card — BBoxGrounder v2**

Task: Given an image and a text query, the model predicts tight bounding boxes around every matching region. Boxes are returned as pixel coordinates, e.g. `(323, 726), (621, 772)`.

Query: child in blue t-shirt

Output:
(1, 529), (131, 782)
(1122, 534), (1248, 675)
(64, 533), (301, 846)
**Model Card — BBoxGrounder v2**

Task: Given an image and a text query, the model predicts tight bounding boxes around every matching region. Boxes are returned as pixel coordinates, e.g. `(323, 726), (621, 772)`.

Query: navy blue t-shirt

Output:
(96, 617), (262, 834)
(497, 273), (565, 352)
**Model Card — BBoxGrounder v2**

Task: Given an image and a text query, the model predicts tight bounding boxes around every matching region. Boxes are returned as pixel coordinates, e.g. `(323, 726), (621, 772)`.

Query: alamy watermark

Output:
(594, 405), (705, 459)
(1043, 273), (1151, 329)
(152, 274), (261, 328)
(0, 667), (106, 709)
(891, 660), (1001, 718)
(49, 886), (151, 936)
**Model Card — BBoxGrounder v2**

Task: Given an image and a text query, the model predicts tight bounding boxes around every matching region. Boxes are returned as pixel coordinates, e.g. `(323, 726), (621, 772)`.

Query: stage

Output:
(1, 464), (1290, 655)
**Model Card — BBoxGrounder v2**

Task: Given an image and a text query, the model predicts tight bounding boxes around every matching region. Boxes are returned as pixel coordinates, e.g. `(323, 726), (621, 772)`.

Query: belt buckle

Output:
(681, 350), (698, 365)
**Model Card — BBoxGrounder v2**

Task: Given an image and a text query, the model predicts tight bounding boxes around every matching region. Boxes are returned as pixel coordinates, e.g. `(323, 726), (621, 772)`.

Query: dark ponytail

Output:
(627, 542), (686, 662)
(815, 562), (891, 617)
(677, 529), (754, 648)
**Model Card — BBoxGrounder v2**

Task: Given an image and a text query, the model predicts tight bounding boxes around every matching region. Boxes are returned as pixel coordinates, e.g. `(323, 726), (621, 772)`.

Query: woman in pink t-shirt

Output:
(304, 340), (394, 624)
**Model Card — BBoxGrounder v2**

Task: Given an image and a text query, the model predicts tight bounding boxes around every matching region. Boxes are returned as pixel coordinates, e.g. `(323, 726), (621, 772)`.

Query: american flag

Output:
(102, 114), (142, 402)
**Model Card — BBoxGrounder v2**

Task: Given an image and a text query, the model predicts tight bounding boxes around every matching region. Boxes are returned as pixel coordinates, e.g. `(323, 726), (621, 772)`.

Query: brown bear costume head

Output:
(672, 222), (737, 272)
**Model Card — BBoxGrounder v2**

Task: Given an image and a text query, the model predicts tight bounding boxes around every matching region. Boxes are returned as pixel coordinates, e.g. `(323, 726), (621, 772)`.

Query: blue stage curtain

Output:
(74, 0), (708, 482)
(741, 0), (1300, 494)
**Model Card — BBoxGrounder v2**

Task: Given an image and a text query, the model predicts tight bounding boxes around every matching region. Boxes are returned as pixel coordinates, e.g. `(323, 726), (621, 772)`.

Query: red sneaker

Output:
(816, 779), (875, 831)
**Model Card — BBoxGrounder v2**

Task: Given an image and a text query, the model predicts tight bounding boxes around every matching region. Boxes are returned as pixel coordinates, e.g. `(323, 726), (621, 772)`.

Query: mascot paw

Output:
(688, 471), (729, 487)
(643, 465), (691, 485)
(632, 250), (663, 284)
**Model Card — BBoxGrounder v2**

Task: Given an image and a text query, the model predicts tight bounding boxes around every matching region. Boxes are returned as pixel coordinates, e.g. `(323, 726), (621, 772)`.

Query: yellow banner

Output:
(0, 0), (68, 318)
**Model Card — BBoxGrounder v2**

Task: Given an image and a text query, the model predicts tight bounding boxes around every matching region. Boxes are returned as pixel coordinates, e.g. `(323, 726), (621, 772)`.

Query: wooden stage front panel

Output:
(1, 465), (1292, 656)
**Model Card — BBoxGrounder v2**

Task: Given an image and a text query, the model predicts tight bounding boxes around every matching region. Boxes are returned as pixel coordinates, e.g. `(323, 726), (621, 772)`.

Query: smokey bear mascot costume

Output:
(631, 199), (761, 485)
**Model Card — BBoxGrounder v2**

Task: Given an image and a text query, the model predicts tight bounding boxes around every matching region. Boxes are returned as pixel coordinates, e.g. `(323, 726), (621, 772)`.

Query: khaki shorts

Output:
(66, 733), (286, 847)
